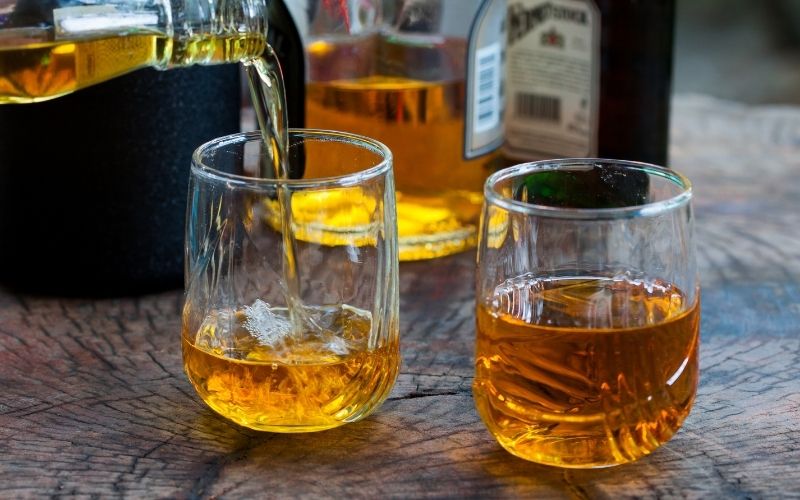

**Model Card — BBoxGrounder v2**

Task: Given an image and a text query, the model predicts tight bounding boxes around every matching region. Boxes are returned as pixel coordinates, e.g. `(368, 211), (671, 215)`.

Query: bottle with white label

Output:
(504, 0), (674, 166)
(290, 0), (507, 261)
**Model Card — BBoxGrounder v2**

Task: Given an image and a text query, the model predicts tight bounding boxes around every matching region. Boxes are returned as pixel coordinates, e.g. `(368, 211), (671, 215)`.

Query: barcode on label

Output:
(515, 93), (561, 122)
(473, 42), (501, 134)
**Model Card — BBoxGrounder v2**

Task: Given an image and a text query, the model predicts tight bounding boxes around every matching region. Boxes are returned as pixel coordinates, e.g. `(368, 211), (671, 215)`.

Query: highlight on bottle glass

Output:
(474, 159), (699, 468)
(183, 129), (399, 432)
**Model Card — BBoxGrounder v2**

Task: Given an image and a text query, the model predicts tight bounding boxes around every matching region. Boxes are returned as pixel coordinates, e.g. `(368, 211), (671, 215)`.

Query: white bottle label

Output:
(473, 42), (502, 134)
(465, 0), (507, 160)
(504, 0), (600, 159)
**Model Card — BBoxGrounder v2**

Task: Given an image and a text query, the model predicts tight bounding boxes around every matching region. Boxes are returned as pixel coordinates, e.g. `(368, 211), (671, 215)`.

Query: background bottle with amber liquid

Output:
(268, 0), (507, 261)
(504, 0), (675, 167)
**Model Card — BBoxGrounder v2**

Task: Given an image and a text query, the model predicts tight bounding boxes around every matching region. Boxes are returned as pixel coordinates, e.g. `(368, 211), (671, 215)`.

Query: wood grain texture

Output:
(1, 96), (799, 498)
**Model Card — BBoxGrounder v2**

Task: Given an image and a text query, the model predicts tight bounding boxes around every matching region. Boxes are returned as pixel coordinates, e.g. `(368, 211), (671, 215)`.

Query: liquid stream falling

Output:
(242, 48), (309, 337)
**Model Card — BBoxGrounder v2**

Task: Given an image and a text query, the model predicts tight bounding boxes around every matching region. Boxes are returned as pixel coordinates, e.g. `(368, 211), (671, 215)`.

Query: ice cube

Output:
(324, 334), (350, 355)
(243, 299), (293, 348)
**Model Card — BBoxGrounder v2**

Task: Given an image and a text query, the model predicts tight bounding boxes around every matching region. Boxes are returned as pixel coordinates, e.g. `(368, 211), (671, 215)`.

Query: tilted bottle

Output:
(0, 0), (268, 103)
(0, 0), (268, 295)
(504, 0), (675, 166)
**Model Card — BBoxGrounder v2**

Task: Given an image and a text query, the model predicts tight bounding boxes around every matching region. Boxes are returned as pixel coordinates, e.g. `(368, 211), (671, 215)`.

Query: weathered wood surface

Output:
(1, 95), (799, 498)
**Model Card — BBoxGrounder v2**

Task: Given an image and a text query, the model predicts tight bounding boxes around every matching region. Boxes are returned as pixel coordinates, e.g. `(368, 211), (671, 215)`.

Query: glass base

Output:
(397, 190), (482, 261)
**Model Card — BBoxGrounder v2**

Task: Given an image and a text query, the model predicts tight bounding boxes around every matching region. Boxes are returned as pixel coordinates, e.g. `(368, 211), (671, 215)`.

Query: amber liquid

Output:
(183, 304), (399, 432)
(306, 38), (500, 261)
(474, 276), (699, 468)
(0, 32), (265, 103)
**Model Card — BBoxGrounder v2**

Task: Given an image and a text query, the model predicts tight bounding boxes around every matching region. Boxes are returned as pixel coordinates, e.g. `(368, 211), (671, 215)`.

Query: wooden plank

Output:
(1, 96), (799, 497)
(672, 96), (800, 286)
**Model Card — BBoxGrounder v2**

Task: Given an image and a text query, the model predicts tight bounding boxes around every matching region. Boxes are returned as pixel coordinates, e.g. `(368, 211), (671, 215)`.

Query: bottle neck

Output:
(165, 0), (268, 67)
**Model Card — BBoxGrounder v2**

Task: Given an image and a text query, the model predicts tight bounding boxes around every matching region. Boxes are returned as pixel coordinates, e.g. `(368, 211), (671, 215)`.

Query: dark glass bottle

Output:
(262, 0), (306, 178)
(596, 0), (674, 165)
(268, 0), (305, 129)
(504, 0), (675, 166)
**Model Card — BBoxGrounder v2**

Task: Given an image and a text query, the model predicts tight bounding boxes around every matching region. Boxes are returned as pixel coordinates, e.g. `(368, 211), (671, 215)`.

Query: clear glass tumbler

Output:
(183, 129), (399, 432)
(474, 159), (699, 468)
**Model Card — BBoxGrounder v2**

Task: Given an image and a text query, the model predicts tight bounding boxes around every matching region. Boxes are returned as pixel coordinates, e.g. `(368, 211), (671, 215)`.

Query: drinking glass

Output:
(474, 159), (699, 468)
(183, 129), (399, 432)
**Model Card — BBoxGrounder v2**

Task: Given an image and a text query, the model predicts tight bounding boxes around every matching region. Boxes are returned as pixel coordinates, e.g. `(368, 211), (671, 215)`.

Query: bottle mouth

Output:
(166, 0), (269, 66)
(485, 159), (693, 220)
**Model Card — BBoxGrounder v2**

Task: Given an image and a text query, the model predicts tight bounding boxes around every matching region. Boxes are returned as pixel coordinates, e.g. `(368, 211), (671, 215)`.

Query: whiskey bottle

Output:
(302, 0), (507, 261)
(504, 0), (675, 166)
(0, 0), (269, 295)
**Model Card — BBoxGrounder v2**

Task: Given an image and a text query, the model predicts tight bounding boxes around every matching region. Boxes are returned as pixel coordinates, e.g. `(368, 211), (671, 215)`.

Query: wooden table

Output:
(1, 96), (799, 498)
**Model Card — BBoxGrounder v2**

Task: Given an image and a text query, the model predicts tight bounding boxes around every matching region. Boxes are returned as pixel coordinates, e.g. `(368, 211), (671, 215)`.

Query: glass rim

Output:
(191, 128), (393, 188)
(484, 158), (693, 220)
